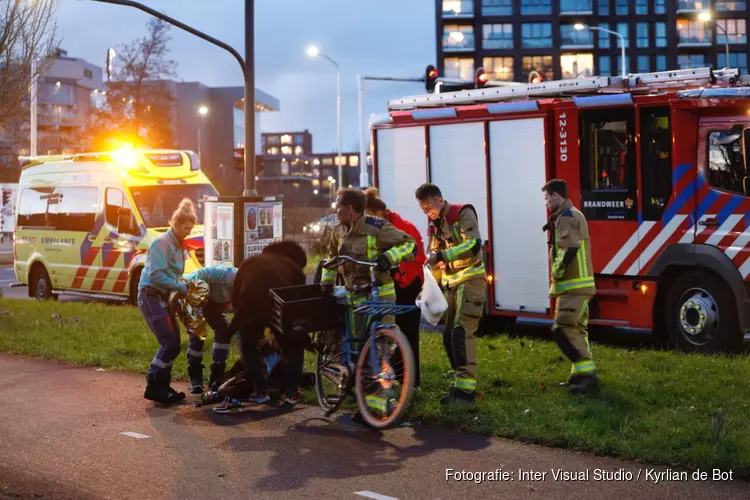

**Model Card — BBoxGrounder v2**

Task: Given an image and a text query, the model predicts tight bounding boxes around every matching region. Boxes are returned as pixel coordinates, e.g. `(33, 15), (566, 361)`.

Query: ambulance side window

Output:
(640, 107), (672, 221)
(579, 107), (638, 221)
(106, 188), (137, 235)
(51, 187), (98, 233)
(706, 129), (746, 196)
(17, 187), (55, 228)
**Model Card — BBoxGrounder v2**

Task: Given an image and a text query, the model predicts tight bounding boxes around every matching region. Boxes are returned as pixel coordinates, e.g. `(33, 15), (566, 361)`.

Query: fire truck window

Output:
(640, 107), (672, 221)
(707, 130), (746, 196)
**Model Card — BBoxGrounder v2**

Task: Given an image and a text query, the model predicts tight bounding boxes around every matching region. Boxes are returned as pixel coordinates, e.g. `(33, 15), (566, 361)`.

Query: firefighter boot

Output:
(440, 387), (476, 405)
(188, 363), (205, 394)
(207, 362), (226, 392)
(569, 372), (600, 395)
(143, 373), (171, 405)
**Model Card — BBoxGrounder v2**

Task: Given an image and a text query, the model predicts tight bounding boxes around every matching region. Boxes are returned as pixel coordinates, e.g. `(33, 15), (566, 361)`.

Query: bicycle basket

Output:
(269, 284), (338, 337)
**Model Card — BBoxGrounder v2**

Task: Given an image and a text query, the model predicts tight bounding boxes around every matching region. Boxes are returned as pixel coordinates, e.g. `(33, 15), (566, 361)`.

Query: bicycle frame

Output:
(322, 256), (418, 378)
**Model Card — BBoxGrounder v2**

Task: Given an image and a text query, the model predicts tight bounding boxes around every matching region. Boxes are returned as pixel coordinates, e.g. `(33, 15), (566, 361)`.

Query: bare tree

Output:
(90, 17), (178, 149)
(0, 0), (59, 127)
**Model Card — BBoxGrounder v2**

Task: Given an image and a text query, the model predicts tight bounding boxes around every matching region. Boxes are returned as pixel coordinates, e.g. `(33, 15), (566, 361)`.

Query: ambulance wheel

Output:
(663, 270), (741, 353)
(129, 267), (143, 306)
(30, 264), (54, 301)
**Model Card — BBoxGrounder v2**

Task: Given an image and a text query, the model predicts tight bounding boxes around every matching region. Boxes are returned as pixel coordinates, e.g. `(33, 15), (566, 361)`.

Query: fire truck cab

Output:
(373, 67), (750, 353)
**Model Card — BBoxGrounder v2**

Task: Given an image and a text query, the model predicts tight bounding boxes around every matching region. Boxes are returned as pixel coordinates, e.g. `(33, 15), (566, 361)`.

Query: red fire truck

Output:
(371, 67), (750, 354)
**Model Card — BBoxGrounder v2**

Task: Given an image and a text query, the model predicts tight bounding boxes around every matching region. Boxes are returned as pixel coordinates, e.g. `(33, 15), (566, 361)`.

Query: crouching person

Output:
(182, 264), (237, 393)
(225, 241), (308, 408)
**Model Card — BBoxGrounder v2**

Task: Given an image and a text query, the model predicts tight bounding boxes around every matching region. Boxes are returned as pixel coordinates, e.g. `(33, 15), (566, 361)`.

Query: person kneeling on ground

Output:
(224, 241), (309, 408)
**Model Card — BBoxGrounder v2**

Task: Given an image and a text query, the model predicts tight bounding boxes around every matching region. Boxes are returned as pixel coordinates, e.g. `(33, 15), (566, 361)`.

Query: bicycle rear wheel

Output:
(354, 325), (415, 429)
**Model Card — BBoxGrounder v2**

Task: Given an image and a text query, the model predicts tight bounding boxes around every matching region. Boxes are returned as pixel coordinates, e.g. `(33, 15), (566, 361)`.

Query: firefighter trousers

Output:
(443, 277), (486, 393)
(552, 295), (596, 375)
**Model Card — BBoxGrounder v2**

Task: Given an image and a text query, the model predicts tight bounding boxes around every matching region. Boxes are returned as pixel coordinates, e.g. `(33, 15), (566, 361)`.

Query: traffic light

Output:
(425, 64), (439, 93)
(529, 70), (543, 84)
(475, 68), (489, 88)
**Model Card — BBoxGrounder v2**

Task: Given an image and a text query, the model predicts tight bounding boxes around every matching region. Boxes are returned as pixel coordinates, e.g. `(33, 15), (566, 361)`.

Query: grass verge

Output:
(1, 297), (749, 478)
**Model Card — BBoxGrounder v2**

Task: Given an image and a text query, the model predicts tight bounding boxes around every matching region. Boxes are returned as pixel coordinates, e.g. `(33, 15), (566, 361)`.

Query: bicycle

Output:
(269, 254), (418, 429)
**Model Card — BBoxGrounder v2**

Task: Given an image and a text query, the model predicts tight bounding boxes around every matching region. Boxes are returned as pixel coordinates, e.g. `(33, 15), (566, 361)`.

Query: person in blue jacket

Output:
(183, 264), (237, 393)
(138, 198), (197, 405)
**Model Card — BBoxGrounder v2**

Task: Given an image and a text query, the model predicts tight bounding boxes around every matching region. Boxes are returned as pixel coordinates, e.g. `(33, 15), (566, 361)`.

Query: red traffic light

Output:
(428, 68), (438, 79)
(478, 72), (489, 83)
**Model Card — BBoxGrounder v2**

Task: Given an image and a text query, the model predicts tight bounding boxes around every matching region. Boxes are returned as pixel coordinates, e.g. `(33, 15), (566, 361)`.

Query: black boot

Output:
(188, 363), (205, 394)
(440, 387), (476, 405)
(569, 373), (600, 395)
(144, 373), (171, 404)
(162, 371), (186, 402)
(207, 362), (226, 391)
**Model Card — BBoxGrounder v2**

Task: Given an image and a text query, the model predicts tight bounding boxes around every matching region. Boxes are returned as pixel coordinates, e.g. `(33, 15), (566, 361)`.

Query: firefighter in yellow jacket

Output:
(416, 183), (486, 404)
(542, 179), (599, 394)
(320, 188), (417, 333)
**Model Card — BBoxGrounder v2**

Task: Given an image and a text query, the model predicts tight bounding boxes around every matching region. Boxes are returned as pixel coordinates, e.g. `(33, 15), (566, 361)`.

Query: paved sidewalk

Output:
(0, 353), (748, 500)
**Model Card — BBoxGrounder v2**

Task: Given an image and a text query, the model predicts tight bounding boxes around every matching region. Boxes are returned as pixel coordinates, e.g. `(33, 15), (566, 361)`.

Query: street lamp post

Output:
(698, 12), (730, 67)
(307, 45), (343, 189)
(575, 23), (627, 77)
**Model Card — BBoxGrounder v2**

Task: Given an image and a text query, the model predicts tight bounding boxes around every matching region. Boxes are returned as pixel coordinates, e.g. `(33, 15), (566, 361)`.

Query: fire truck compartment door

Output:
(489, 118), (550, 314)
(375, 126), (429, 240)
(428, 122), (489, 240)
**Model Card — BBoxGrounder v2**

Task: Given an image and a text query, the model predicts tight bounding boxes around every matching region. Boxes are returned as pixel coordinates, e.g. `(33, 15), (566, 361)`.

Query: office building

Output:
(436, 0), (750, 83)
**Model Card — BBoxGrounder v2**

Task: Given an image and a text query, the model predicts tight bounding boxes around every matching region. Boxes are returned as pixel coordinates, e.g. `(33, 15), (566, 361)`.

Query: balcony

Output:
(442, 0), (474, 18)
(561, 27), (594, 49)
(443, 30), (475, 52)
(676, 0), (710, 12)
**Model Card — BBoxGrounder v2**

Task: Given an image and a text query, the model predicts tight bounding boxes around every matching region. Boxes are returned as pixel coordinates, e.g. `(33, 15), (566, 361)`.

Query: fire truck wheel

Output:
(663, 270), (741, 353)
(129, 267), (143, 306)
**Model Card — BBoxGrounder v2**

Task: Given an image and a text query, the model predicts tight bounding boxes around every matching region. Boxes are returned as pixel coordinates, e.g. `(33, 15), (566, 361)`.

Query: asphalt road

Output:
(0, 353), (748, 500)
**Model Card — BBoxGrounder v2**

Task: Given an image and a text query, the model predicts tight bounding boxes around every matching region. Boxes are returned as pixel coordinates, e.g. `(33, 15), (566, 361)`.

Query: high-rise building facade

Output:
(437, 1), (750, 83)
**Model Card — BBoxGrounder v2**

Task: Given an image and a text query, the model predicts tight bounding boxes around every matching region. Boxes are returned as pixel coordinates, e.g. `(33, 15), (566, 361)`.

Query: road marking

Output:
(354, 492), (398, 500)
(120, 432), (151, 439)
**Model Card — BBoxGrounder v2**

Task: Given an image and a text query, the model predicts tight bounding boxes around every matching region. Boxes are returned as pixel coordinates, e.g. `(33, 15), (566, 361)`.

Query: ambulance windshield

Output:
(129, 183), (218, 228)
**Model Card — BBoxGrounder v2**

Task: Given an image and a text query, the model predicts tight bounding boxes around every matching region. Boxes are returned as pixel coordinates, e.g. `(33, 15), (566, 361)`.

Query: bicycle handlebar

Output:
(322, 255), (378, 269)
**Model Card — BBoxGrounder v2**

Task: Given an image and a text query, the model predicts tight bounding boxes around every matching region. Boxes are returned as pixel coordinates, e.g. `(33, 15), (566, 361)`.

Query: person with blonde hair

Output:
(138, 198), (198, 405)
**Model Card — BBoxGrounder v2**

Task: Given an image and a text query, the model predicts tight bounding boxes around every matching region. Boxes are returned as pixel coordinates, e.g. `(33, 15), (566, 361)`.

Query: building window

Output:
(84, 69), (93, 79)
(678, 54), (707, 68)
(599, 22), (610, 48)
(656, 55), (667, 71)
(280, 134), (292, 145)
(322, 158), (333, 165)
(656, 23), (667, 47)
(444, 57), (474, 80)
(677, 20), (711, 45)
(561, 53), (594, 79)
(561, 24), (594, 46)
(268, 136), (280, 145)
(350, 155), (359, 167)
(616, 0), (628, 15)
(636, 23), (649, 48)
(717, 19), (747, 45)
(294, 146), (303, 155)
(718, 52), (748, 73)
(483, 24), (513, 49)
(635, 0), (648, 14)
(443, 25), (475, 50)
(677, 1), (710, 10)
(598, 0), (609, 14)
(617, 23), (630, 48)
(482, 0), (512, 15)
(268, 147), (279, 155)
(716, 0), (746, 10)
(521, 23), (553, 48)
(483, 56), (515, 80)
(522, 55), (554, 81)
(281, 146), (292, 155)
(560, 0), (593, 13)
(637, 55), (650, 73)
(294, 134), (304, 145)
(599, 56), (611, 76)
(655, 0), (666, 12)
(443, 0), (474, 17)
(707, 130), (746, 196)
(617, 55), (630, 73)
(521, 0), (551, 15)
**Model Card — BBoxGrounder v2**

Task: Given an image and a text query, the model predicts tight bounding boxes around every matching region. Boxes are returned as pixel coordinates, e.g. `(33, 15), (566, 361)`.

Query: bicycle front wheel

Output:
(354, 326), (415, 430)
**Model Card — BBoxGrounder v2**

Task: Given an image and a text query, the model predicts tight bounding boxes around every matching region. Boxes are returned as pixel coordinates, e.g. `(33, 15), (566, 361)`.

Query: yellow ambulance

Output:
(13, 148), (218, 304)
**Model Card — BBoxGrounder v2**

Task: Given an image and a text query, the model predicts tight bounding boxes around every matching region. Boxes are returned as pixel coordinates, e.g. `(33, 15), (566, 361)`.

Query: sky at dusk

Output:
(55, 0), (436, 154)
